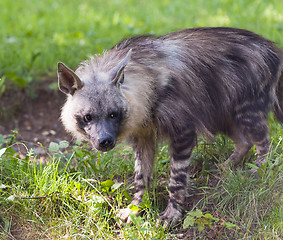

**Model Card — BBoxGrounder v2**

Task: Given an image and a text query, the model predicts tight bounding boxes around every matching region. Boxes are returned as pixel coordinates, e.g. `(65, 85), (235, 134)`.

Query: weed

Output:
(183, 209), (239, 238)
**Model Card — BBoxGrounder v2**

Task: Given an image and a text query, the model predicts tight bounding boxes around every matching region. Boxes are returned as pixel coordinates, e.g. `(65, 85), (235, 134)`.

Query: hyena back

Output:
(58, 28), (283, 226)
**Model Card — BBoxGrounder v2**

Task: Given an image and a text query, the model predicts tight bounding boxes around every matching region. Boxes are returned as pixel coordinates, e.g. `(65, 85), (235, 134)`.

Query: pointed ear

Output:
(111, 49), (132, 86)
(57, 62), (83, 95)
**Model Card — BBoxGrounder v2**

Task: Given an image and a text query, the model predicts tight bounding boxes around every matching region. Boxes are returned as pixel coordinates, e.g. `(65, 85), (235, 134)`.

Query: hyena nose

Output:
(99, 136), (114, 150)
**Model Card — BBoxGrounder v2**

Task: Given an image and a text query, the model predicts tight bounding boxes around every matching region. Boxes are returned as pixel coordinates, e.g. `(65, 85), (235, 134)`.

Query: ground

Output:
(0, 78), (71, 153)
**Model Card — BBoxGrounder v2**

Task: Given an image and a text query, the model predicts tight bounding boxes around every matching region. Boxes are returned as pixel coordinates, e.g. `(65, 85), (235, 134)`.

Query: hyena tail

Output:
(274, 70), (283, 123)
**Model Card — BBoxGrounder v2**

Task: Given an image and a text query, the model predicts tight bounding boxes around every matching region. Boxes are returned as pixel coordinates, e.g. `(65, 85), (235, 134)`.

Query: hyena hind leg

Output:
(253, 134), (271, 168)
(234, 107), (272, 170)
(245, 117), (271, 168)
(223, 135), (252, 168)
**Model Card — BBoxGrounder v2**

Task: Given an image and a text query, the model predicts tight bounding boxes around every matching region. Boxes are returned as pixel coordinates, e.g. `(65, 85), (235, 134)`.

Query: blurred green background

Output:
(0, 0), (283, 92)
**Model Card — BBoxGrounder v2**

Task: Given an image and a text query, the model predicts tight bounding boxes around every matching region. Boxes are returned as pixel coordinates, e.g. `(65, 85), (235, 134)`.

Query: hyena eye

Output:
(109, 112), (118, 119)
(83, 114), (92, 122)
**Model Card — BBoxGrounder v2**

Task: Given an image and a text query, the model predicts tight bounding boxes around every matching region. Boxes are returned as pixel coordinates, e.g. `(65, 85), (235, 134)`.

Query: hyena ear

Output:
(111, 49), (132, 87)
(57, 62), (83, 95)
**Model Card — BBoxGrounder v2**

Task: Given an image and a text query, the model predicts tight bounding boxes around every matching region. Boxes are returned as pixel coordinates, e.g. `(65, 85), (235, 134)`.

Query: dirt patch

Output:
(0, 78), (71, 151)
(0, 210), (52, 240)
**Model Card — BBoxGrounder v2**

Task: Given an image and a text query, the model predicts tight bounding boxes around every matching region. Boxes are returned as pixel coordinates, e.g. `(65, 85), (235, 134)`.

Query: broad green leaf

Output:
(188, 209), (203, 218)
(101, 179), (115, 188)
(59, 140), (69, 149)
(204, 213), (218, 221)
(49, 142), (59, 153)
(202, 218), (213, 229)
(183, 215), (195, 229)
(196, 219), (205, 232)
(195, 219), (205, 232)
(129, 204), (140, 212)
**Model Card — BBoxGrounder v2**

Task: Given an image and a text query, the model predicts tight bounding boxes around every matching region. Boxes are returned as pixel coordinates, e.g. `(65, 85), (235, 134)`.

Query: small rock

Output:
(42, 130), (49, 136)
(50, 130), (56, 135)
(206, 230), (216, 239)
(33, 147), (45, 155)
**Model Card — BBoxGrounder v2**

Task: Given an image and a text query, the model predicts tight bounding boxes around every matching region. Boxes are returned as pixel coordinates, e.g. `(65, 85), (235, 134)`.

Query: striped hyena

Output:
(58, 28), (283, 227)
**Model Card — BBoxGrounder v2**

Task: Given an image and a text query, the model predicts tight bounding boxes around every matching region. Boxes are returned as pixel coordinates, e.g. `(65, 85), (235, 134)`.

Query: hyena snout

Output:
(98, 134), (115, 151)
(88, 121), (119, 152)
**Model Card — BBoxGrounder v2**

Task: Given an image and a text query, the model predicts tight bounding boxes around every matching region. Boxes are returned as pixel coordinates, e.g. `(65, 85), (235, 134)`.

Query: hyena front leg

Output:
(118, 133), (155, 223)
(159, 130), (196, 227)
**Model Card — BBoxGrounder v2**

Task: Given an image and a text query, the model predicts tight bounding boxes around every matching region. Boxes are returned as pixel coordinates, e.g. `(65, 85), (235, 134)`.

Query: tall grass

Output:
(0, 126), (282, 239)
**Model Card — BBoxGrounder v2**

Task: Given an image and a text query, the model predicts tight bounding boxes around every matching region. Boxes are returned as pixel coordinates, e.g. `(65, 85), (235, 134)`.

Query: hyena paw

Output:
(222, 160), (232, 169)
(158, 201), (182, 228)
(117, 207), (138, 225)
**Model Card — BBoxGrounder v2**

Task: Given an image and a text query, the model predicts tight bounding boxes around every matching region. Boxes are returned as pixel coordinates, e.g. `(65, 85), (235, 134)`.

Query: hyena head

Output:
(57, 50), (132, 152)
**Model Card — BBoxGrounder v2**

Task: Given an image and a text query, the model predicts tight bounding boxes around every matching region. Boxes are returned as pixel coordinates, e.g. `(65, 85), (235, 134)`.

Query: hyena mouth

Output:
(97, 144), (115, 152)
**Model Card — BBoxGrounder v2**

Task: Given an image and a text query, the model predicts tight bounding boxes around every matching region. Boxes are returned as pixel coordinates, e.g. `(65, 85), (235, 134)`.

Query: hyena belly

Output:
(58, 27), (283, 227)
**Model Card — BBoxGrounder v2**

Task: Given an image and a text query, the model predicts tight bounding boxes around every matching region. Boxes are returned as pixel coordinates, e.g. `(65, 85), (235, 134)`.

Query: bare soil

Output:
(0, 78), (71, 151)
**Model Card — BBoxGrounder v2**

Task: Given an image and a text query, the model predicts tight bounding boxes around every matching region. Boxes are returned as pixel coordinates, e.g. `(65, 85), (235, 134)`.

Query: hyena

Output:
(58, 27), (283, 226)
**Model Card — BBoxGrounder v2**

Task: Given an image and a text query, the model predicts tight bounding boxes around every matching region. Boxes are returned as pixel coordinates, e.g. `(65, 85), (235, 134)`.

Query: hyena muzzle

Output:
(58, 27), (283, 227)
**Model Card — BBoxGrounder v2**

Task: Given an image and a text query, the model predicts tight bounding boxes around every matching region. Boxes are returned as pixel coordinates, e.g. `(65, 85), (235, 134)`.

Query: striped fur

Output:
(58, 27), (283, 226)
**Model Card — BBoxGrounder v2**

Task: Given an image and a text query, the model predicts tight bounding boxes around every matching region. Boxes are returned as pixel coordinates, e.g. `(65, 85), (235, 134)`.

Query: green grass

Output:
(1, 0), (283, 239)
(0, 125), (282, 239)
(0, 0), (283, 90)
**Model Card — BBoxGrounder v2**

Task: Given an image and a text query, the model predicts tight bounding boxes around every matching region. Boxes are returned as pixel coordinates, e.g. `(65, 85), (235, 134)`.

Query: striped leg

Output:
(118, 134), (155, 223)
(249, 122), (271, 168)
(159, 129), (196, 227)
(234, 101), (271, 170)
(223, 133), (252, 168)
